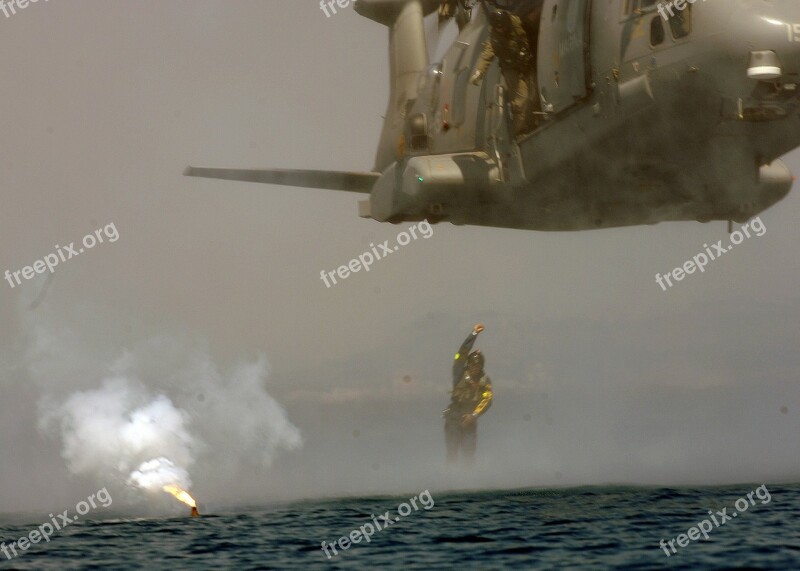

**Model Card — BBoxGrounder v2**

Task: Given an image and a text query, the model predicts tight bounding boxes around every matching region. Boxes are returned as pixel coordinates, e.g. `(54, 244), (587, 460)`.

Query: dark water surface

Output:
(1, 484), (798, 570)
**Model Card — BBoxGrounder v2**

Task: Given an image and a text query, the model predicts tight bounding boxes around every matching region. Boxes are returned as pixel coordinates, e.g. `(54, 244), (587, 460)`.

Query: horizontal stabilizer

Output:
(183, 167), (379, 194)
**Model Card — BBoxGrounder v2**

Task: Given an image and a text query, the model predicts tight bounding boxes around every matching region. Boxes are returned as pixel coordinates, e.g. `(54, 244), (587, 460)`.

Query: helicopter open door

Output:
(536, 0), (592, 114)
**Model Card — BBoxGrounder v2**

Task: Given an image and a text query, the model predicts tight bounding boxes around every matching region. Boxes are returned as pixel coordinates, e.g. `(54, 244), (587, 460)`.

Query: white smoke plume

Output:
(129, 458), (192, 491)
(40, 377), (196, 489)
(21, 304), (303, 506)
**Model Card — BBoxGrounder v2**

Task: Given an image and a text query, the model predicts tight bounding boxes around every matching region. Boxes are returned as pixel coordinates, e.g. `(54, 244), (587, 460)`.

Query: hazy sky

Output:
(1, 1), (799, 516)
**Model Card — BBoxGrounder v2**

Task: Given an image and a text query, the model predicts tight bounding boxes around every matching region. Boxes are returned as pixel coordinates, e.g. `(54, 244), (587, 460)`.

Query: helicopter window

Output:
(667, 5), (692, 38)
(650, 16), (665, 46)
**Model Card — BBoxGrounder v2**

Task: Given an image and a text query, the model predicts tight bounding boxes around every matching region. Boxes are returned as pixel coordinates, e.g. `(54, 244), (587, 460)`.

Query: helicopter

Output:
(186, 0), (800, 232)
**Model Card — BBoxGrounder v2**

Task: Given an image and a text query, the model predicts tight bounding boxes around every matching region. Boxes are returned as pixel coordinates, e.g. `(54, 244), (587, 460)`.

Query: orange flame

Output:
(163, 484), (197, 508)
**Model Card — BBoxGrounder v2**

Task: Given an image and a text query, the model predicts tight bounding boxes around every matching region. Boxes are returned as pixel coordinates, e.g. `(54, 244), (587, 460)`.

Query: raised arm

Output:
(452, 324), (484, 386)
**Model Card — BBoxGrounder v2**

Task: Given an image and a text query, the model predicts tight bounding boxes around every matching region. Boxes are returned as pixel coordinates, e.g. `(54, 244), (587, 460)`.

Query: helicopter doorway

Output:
(536, 0), (592, 114)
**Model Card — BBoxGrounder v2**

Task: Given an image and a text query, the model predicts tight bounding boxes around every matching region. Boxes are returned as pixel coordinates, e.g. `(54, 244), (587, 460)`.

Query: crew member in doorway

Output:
(471, 2), (538, 136)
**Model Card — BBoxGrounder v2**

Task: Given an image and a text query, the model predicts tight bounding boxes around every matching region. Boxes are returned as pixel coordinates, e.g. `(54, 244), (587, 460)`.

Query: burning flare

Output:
(163, 484), (197, 508)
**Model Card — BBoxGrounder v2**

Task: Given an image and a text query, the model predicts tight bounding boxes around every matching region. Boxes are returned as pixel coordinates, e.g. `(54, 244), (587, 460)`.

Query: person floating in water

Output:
(443, 323), (493, 464)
